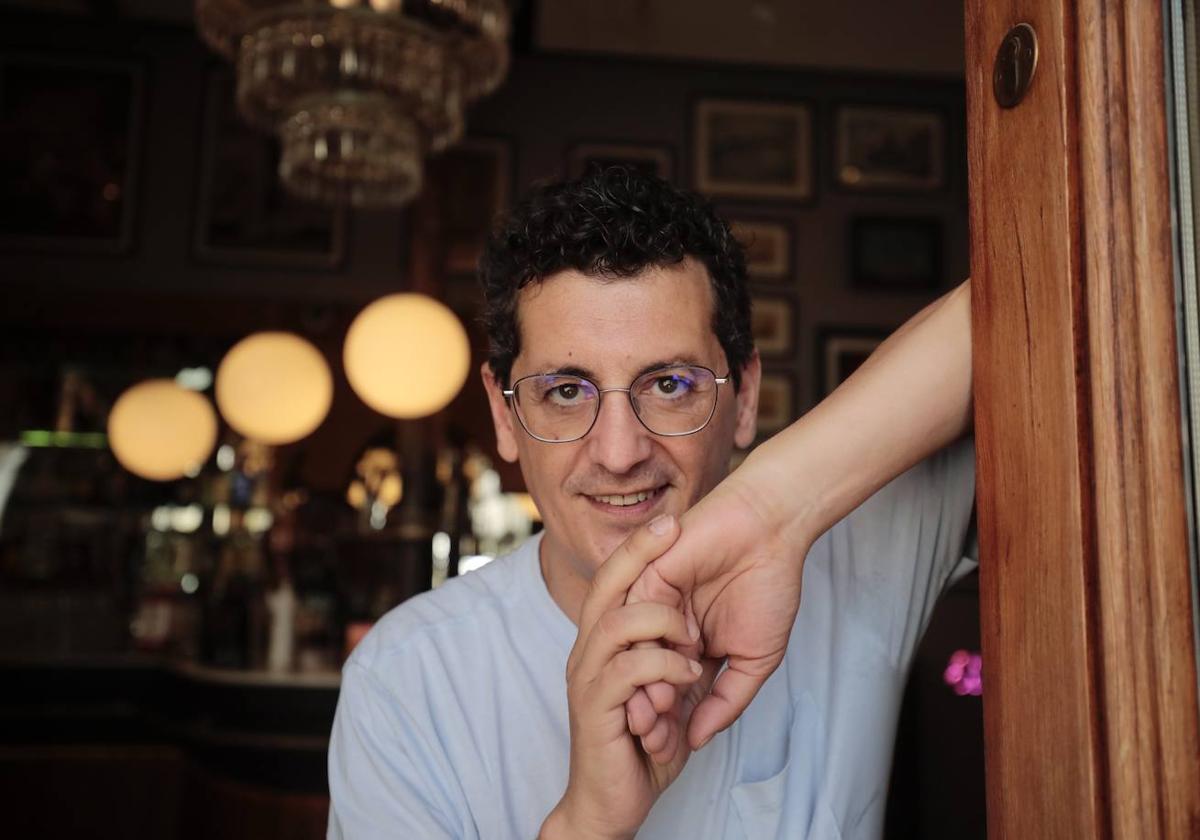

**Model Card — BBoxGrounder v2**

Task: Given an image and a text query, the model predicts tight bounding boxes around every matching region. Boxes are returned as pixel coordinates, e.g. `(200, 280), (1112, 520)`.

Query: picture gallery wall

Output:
(1, 17), (969, 452)
(460, 56), (969, 437)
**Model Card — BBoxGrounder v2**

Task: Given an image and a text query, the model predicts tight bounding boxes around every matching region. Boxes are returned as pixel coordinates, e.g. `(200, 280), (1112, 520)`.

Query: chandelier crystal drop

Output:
(195, 0), (510, 207)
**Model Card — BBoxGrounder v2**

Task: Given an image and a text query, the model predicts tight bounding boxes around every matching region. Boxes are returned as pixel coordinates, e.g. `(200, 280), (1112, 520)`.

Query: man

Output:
(327, 167), (975, 839)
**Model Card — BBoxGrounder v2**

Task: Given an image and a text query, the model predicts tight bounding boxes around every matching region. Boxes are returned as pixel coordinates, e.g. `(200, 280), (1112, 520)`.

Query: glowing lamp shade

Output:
(108, 380), (218, 481)
(215, 332), (333, 444)
(344, 293), (471, 418)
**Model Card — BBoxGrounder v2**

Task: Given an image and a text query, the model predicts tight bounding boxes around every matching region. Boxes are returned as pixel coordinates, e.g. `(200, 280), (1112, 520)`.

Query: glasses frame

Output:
(503, 364), (730, 443)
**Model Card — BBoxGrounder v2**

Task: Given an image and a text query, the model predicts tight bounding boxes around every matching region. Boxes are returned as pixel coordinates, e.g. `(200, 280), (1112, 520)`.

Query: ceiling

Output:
(0, 0), (965, 77)
(536, 0), (965, 77)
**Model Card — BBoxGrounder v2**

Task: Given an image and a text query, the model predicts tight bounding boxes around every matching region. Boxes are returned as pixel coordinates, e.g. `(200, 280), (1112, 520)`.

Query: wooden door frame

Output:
(967, 0), (1200, 837)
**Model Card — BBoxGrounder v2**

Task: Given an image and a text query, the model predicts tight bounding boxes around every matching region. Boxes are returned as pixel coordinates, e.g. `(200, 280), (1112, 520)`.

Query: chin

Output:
(586, 533), (626, 571)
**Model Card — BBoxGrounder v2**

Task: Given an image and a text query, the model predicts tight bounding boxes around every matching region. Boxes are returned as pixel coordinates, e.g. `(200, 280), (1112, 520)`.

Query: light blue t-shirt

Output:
(328, 439), (976, 840)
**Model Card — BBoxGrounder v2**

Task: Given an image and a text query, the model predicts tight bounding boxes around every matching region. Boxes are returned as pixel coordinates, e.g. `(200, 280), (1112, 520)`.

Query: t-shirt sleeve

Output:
(327, 659), (466, 840)
(824, 436), (977, 667)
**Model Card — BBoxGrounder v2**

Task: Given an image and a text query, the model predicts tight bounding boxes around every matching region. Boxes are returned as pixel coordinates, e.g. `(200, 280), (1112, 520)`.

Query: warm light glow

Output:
(512, 492), (541, 522)
(213, 503), (232, 536)
(215, 332), (333, 444)
(171, 504), (205, 534)
(344, 293), (471, 418)
(108, 380), (218, 481)
(244, 507), (275, 534)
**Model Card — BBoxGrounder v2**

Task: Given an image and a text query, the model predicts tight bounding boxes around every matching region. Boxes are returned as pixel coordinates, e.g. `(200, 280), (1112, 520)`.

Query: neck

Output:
(537, 530), (590, 627)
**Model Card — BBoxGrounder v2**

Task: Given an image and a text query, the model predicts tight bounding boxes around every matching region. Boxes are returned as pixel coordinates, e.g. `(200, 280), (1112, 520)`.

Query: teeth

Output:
(594, 490), (652, 507)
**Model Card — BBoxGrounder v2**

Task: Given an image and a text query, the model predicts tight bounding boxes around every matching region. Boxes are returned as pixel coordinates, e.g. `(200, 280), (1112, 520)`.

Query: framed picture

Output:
(194, 71), (346, 269)
(756, 372), (797, 436)
(850, 216), (943, 292)
(834, 105), (946, 192)
(567, 142), (674, 181)
(694, 99), (813, 200)
(729, 219), (791, 280)
(751, 295), (796, 359)
(432, 136), (513, 274)
(0, 54), (144, 253)
(817, 328), (890, 398)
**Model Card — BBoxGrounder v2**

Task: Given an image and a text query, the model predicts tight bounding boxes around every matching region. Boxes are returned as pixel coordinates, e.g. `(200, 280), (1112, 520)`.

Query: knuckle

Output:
(650, 602), (677, 629)
(595, 609), (622, 642)
(639, 603), (675, 638)
(611, 650), (637, 681)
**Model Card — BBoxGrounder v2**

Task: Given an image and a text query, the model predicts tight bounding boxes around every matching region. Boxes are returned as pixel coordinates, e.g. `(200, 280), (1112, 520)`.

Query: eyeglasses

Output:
(503, 364), (729, 443)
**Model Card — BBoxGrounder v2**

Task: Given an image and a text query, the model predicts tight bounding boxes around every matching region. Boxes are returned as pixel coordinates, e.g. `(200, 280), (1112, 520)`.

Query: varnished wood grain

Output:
(968, 0), (1200, 837)
(1078, 1), (1200, 837)
(967, 2), (1105, 836)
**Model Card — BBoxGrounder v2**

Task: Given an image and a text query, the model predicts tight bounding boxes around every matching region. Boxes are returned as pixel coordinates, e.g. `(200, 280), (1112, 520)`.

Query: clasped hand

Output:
(624, 461), (807, 765)
(542, 513), (721, 840)
(545, 462), (808, 839)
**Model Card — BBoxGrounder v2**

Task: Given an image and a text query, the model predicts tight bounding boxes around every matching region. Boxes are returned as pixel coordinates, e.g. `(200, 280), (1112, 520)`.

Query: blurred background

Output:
(0, 1), (983, 837)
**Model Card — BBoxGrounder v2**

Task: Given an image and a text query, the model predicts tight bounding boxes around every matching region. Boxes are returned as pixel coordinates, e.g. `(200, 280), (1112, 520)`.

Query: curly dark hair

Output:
(479, 165), (754, 388)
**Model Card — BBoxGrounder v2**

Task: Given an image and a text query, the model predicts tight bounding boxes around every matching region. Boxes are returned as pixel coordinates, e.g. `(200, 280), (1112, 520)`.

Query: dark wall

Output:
(2, 11), (969, 426)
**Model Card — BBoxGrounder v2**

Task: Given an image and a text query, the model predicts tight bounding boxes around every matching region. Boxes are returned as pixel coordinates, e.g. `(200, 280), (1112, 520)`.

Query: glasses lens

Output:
(632, 366), (718, 435)
(513, 375), (599, 441)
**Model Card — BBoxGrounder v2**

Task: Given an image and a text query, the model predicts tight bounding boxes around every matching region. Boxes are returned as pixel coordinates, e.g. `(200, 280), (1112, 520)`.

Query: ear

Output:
(481, 361), (520, 463)
(732, 350), (761, 450)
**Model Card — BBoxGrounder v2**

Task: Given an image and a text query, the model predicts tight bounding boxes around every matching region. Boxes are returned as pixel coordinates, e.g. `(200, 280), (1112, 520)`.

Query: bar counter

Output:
(0, 656), (338, 840)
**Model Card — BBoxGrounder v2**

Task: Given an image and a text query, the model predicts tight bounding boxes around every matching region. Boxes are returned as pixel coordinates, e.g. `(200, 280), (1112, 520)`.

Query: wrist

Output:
(539, 799), (634, 840)
(734, 442), (819, 552)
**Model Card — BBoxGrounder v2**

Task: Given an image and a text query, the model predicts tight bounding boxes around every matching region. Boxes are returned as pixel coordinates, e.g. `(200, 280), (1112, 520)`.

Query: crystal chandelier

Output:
(195, 0), (510, 207)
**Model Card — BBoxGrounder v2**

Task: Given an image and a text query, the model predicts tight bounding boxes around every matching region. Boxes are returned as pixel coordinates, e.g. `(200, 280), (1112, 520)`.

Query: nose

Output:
(586, 390), (654, 475)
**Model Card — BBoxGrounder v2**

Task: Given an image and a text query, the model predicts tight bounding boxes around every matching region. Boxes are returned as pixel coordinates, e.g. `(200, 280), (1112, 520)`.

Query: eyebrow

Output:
(535, 358), (706, 382)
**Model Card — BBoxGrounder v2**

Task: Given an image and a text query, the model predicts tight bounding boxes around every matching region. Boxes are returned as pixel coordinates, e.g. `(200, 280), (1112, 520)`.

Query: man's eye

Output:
(654, 376), (690, 396)
(541, 381), (587, 405)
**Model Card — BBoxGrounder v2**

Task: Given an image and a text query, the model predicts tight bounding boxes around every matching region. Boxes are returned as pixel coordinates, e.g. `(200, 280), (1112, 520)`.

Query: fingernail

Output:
(698, 733), (713, 749)
(689, 659), (702, 675)
(648, 513), (672, 535)
(687, 614), (700, 641)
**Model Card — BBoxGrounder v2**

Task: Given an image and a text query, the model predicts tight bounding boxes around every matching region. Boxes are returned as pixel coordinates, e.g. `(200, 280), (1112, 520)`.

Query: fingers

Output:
(627, 645), (683, 715)
(578, 514), (679, 635)
(624, 604), (700, 734)
(685, 665), (765, 750)
(626, 561), (683, 611)
(648, 657), (721, 765)
(589, 647), (702, 711)
(626, 688), (658, 737)
(573, 602), (698, 686)
(650, 715), (681, 766)
(640, 713), (671, 755)
(646, 679), (677, 714)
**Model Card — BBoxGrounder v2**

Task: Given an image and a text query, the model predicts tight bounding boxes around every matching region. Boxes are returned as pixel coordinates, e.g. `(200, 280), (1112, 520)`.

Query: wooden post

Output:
(966, 0), (1200, 836)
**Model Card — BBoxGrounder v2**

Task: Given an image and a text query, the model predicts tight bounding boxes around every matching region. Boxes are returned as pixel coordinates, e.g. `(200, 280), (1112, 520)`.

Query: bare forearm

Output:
(538, 804), (633, 840)
(742, 278), (973, 548)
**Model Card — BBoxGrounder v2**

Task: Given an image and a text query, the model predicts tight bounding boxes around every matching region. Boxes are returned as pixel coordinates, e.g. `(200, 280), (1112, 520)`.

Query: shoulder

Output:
(347, 537), (539, 674)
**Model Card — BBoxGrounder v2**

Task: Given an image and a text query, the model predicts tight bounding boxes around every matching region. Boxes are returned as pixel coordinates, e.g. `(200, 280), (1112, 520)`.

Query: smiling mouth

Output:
(587, 486), (666, 508)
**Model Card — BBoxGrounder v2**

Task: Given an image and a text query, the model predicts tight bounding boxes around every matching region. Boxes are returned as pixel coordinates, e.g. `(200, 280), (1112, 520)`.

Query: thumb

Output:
(685, 661), (767, 750)
(648, 496), (749, 600)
